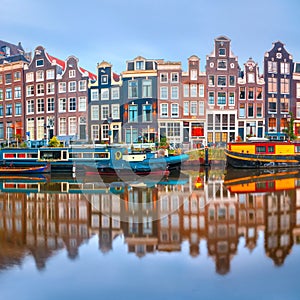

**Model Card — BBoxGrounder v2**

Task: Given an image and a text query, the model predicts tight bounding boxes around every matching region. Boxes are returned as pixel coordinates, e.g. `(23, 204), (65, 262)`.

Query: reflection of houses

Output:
(122, 184), (159, 257)
(264, 189), (295, 266)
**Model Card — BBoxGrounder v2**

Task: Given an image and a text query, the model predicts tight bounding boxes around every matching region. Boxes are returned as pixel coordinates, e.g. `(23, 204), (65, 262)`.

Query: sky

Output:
(1, 0), (300, 75)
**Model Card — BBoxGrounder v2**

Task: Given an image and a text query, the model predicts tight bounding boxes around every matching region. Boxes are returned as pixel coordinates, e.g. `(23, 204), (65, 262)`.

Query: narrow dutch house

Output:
(237, 58), (265, 140)
(0, 40), (30, 146)
(89, 61), (121, 144)
(264, 41), (294, 140)
(206, 36), (240, 144)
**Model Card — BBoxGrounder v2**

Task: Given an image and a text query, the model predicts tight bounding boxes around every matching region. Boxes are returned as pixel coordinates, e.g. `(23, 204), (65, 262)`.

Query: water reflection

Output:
(0, 167), (300, 275)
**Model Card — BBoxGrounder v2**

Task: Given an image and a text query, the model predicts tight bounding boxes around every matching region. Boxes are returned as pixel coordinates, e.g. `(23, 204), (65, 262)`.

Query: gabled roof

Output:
(0, 40), (24, 56)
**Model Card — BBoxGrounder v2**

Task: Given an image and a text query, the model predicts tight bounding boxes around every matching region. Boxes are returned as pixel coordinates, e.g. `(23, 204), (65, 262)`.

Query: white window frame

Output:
(59, 82), (66, 93)
(68, 81), (76, 92)
(91, 89), (99, 101)
(91, 105), (99, 121)
(79, 97), (86, 112)
(160, 103), (168, 117)
(160, 86), (168, 99)
(101, 88), (109, 100)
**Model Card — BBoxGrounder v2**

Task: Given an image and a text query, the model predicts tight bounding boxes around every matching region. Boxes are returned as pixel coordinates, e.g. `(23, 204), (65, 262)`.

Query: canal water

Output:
(1, 165), (300, 300)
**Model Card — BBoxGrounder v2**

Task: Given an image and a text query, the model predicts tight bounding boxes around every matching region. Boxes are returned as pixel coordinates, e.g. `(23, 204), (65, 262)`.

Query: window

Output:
(160, 87), (168, 99)
(171, 73), (178, 83)
(102, 124), (109, 140)
(59, 82), (66, 93)
(26, 72), (34, 82)
(171, 86), (179, 99)
(248, 103), (254, 117)
(229, 92), (235, 105)
(229, 75), (235, 86)
(268, 61), (277, 73)
(101, 88), (109, 100)
(171, 103), (179, 117)
(47, 98), (54, 112)
(268, 117), (276, 129)
(69, 97), (76, 112)
(268, 77), (277, 93)
(190, 102), (197, 115)
(219, 48), (226, 56)
(36, 70), (44, 81)
(217, 92), (226, 105)
(280, 98), (289, 113)
(257, 103), (262, 117)
(297, 102), (300, 119)
(46, 69), (55, 80)
(208, 92), (214, 105)
(217, 60), (227, 69)
(248, 87), (254, 99)
(27, 100), (34, 114)
(136, 60), (144, 70)
(14, 86), (21, 99)
(0, 89), (2, 100)
(239, 87), (245, 99)
(190, 84), (197, 97)
(0, 104), (3, 116)
(257, 87), (262, 99)
(190, 69), (197, 80)
(6, 104), (12, 116)
(91, 89), (99, 101)
(280, 62), (290, 75)
(47, 82), (55, 94)
(112, 104), (119, 119)
(111, 87), (120, 99)
(268, 97), (277, 113)
(91, 105), (99, 120)
(129, 105), (138, 122)
(208, 75), (215, 86)
(79, 97), (86, 112)
(183, 84), (189, 97)
(199, 84), (204, 97)
(37, 98), (44, 113)
(217, 76), (226, 86)
(0, 74), (2, 84)
(15, 103), (22, 115)
(239, 103), (245, 118)
(128, 80), (138, 98)
(79, 80), (87, 91)
(36, 84), (44, 95)
(101, 105), (109, 120)
(14, 71), (21, 81)
(59, 118), (67, 135)
(101, 75), (108, 84)
(69, 70), (76, 78)
(69, 117), (76, 135)
(248, 73), (255, 83)
(183, 102), (189, 116)
(142, 80), (152, 98)
(167, 122), (180, 137)
(5, 88), (12, 100)
(160, 103), (168, 117)
(199, 101), (204, 116)
(91, 125), (99, 141)
(36, 59), (44, 67)
(68, 81), (76, 92)
(160, 73), (168, 83)
(59, 98), (66, 112)
(5, 73), (12, 84)
(280, 78), (289, 94)
(142, 104), (152, 122)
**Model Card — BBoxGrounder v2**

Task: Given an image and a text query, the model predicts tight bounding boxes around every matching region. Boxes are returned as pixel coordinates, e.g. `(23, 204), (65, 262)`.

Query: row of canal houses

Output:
(1, 35), (300, 148)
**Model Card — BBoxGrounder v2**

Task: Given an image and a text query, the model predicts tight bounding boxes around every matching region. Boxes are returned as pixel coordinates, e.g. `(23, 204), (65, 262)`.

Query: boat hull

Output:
(0, 164), (50, 174)
(225, 149), (300, 168)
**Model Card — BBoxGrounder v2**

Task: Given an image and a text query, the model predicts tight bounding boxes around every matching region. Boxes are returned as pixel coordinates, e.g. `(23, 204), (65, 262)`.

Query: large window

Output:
(59, 98), (66, 112)
(190, 102), (197, 115)
(111, 87), (120, 99)
(91, 125), (99, 141)
(112, 104), (120, 119)
(68, 81), (76, 92)
(37, 98), (44, 113)
(280, 98), (289, 113)
(217, 60), (227, 70)
(160, 87), (168, 99)
(257, 87), (263, 99)
(280, 62), (290, 75)
(190, 85), (197, 97)
(160, 73), (168, 83)
(6, 104), (12, 116)
(217, 92), (226, 105)
(14, 86), (21, 99)
(36, 84), (44, 95)
(280, 78), (289, 94)
(268, 77), (277, 93)
(69, 117), (77, 135)
(27, 100), (34, 114)
(208, 75), (215, 86)
(36, 70), (44, 81)
(59, 118), (67, 135)
(171, 86), (179, 99)
(208, 92), (214, 105)
(91, 89), (99, 101)
(183, 102), (189, 116)
(128, 80), (138, 98)
(229, 92), (235, 105)
(79, 97), (86, 112)
(183, 84), (189, 97)
(142, 104), (152, 122)
(47, 98), (54, 112)
(199, 84), (204, 97)
(171, 103), (179, 117)
(268, 61), (277, 73)
(69, 97), (76, 112)
(129, 105), (138, 122)
(239, 103), (245, 118)
(257, 103), (262, 117)
(101, 88), (109, 100)
(248, 103), (254, 117)
(59, 82), (66, 93)
(79, 80), (87, 91)
(101, 105), (109, 120)
(217, 76), (226, 86)
(167, 122), (180, 137)
(91, 105), (99, 121)
(142, 80), (152, 98)
(5, 88), (12, 100)
(160, 103), (168, 117)
(46, 69), (55, 80)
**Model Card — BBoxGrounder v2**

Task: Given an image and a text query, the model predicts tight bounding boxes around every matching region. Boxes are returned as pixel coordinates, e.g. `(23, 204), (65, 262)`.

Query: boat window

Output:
(256, 146), (266, 153)
(82, 153), (93, 158)
(268, 146), (275, 153)
(295, 146), (300, 153)
(94, 152), (110, 159)
(69, 153), (82, 159)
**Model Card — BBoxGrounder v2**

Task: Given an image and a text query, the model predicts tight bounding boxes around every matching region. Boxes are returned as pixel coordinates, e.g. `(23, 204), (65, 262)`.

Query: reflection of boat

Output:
(224, 168), (300, 193)
(0, 164), (50, 174)
(225, 139), (300, 168)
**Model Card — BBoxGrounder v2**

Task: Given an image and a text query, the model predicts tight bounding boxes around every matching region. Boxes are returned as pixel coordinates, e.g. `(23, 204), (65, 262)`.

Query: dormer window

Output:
(36, 59), (44, 67)
(69, 70), (76, 78)
(101, 75), (108, 84)
(136, 60), (144, 70)
(217, 60), (227, 70)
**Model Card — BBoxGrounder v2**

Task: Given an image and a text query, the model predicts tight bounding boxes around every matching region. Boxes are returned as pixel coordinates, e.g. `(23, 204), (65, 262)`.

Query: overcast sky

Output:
(1, 0), (300, 74)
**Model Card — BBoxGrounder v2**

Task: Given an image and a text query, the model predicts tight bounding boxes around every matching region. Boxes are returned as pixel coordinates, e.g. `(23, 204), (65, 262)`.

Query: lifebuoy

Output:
(115, 151), (122, 160)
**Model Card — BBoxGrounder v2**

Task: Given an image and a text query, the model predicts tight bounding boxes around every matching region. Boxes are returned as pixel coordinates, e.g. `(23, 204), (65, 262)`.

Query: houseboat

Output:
(225, 138), (300, 168)
(0, 145), (189, 175)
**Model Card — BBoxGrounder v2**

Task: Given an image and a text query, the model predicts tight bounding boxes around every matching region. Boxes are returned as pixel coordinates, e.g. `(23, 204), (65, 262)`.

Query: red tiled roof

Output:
(79, 67), (97, 81)
(113, 72), (120, 82)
